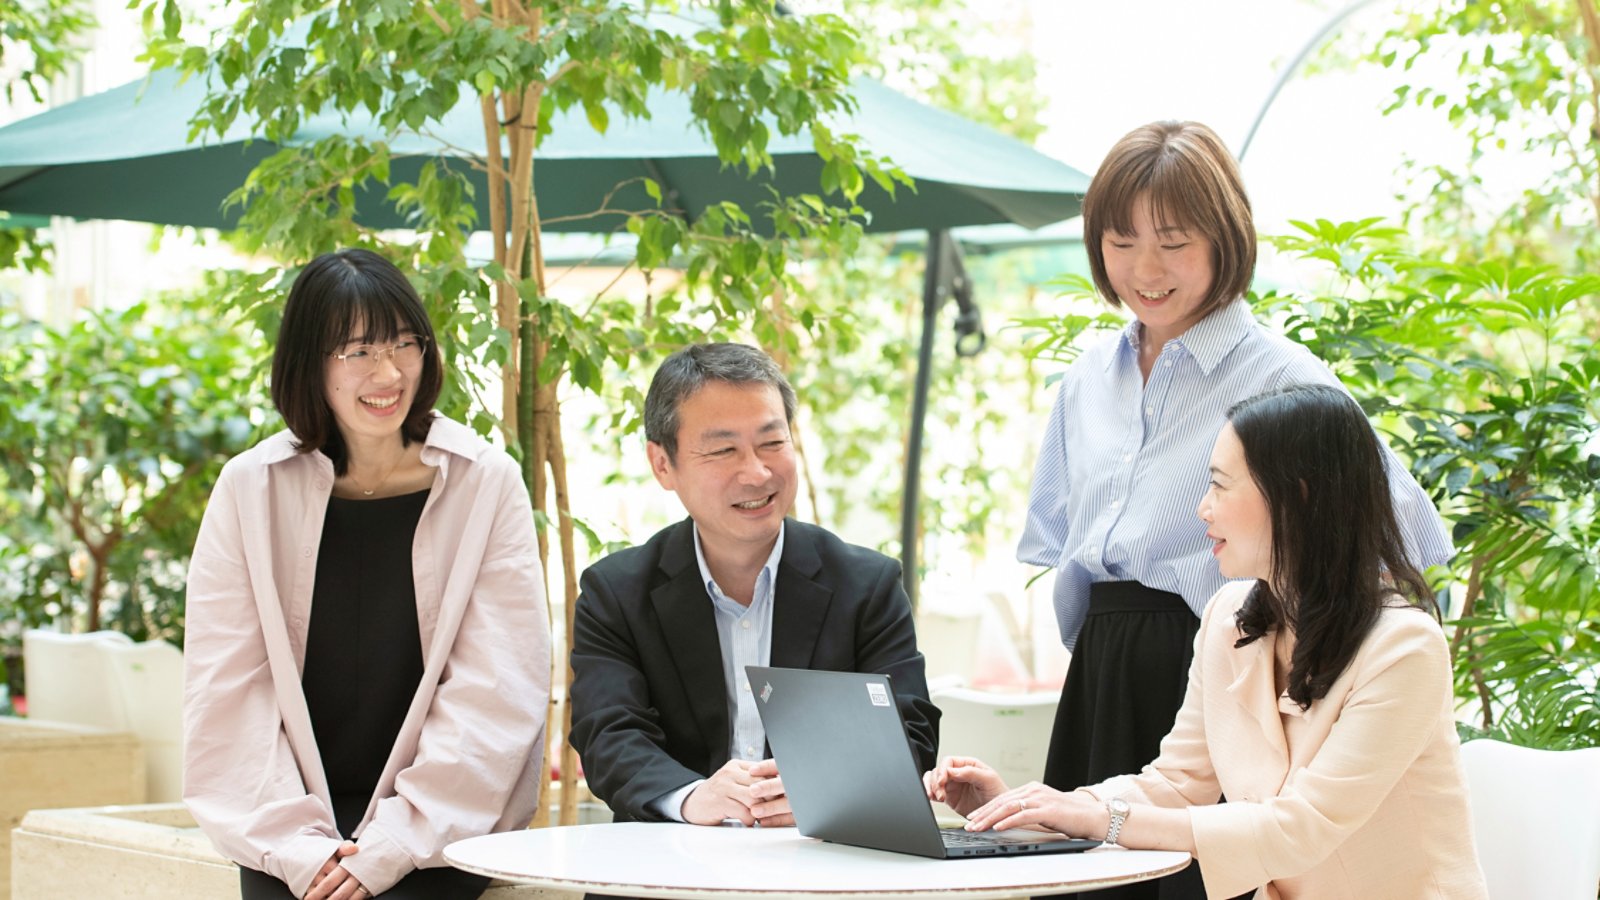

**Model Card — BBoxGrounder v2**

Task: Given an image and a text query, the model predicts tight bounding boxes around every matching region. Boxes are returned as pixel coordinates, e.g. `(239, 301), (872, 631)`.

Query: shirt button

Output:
(745, 745), (756, 756)
(1110, 500), (1120, 509)
(1123, 453), (1132, 462)
(301, 547), (312, 558)
(741, 620), (751, 630)
(1163, 360), (1173, 368)
(742, 682), (751, 692)
(315, 480), (328, 491)
(1145, 406), (1154, 416)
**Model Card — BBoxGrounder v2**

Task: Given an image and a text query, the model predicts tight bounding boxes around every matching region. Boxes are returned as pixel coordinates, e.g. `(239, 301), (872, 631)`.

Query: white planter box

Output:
(0, 717), (145, 900)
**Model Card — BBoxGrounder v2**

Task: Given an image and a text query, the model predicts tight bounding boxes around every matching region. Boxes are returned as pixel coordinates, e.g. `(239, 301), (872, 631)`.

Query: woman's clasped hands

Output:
(922, 756), (1107, 841)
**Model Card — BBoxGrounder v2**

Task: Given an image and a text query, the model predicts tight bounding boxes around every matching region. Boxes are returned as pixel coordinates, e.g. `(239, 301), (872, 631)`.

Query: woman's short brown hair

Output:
(270, 248), (442, 474)
(1083, 121), (1255, 320)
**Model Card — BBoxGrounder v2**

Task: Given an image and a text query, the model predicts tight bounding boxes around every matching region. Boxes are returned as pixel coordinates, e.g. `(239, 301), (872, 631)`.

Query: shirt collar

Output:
(692, 521), (786, 602)
(1109, 300), (1255, 376)
(258, 411), (482, 469)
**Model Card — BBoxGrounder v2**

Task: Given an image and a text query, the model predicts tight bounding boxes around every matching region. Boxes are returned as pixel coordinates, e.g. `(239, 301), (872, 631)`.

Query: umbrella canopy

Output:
(0, 68), (1087, 233)
(0, 62), (1091, 607)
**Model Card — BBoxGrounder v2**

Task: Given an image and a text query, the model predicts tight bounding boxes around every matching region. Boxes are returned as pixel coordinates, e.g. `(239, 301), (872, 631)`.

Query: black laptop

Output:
(747, 665), (1099, 859)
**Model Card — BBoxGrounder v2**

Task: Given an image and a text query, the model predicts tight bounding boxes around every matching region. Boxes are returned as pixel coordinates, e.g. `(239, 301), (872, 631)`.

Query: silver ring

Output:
(1017, 798), (1027, 810)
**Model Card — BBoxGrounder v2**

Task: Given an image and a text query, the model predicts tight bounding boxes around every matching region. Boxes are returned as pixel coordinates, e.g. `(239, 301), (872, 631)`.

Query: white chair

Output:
(100, 639), (185, 803)
(1460, 738), (1600, 900)
(21, 629), (134, 730)
(931, 685), (1059, 789)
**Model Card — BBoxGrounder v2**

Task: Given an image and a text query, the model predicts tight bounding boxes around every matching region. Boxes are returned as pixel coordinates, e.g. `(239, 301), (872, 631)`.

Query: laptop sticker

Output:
(760, 682), (773, 703)
(866, 682), (891, 707)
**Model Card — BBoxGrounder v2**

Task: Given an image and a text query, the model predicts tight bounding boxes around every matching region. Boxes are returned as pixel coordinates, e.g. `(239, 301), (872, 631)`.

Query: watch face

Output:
(1109, 798), (1131, 816)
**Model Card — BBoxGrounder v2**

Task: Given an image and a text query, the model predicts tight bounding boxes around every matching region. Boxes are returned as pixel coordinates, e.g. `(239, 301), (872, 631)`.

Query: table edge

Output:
(444, 849), (1192, 900)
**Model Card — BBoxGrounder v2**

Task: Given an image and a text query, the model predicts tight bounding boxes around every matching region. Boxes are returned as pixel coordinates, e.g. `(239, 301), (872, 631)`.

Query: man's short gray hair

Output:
(644, 343), (798, 461)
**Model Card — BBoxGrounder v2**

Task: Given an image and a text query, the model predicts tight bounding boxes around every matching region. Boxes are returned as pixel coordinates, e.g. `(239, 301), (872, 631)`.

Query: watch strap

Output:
(1104, 800), (1129, 846)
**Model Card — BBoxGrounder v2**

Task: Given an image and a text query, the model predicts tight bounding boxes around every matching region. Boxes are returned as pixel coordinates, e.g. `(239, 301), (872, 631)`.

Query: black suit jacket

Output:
(569, 517), (939, 823)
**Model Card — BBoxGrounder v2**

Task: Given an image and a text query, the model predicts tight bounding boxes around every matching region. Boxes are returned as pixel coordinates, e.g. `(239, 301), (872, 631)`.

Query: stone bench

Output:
(11, 804), (582, 899)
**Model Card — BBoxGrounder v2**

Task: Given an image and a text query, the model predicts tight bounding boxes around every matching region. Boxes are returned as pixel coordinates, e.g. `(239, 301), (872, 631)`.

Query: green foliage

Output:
(0, 0), (95, 104)
(697, 0), (1053, 563)
(1012, 273), (1125, 374)
(1, 0), (97, 274)
(0, 214), (51, 274)
(136, 0), (905, 463)
(1319, 5), (1600, 747)
(0, 296), (270, 648)
(844, 0), (1045, 144)
(140, 0), (904, 258)
(1353, 1), (1600, 270)
(130, 0), (943, 575)
(1012, 217), (1598, 749)
(1257, 218), (1599, 750)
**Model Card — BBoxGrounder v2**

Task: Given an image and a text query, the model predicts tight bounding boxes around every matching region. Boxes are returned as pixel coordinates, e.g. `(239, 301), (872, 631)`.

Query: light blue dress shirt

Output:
(1019, 301), (1453, 651)
(649, 522), (784, 822)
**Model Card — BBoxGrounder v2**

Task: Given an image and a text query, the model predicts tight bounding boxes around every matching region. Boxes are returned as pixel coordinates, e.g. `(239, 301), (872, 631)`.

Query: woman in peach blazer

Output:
(927, 384), (1488, 900)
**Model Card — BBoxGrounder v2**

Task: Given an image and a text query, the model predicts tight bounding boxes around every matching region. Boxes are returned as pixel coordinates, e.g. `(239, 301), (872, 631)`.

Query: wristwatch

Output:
(1104, 797), (1131, 846)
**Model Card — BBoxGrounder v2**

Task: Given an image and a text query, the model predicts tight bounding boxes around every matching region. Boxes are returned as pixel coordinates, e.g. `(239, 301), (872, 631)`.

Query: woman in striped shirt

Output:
(1013, 121), (1451, 899)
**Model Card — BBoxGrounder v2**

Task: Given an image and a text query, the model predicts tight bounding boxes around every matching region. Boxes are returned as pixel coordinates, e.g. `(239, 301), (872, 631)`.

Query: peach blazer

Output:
(184, 415), (551, 897)
(1083, 580), (1488, 899)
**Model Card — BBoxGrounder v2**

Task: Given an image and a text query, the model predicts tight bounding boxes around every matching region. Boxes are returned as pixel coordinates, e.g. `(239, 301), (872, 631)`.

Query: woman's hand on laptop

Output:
(747, 758), (795, 827)
(923, 755), (1007, 818)
(961, 784), (1105, 840)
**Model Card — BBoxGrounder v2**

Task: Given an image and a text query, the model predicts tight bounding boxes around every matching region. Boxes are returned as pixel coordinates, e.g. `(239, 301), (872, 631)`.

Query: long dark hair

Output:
(1228, 384), (1437, 709)
(270, 248), (442, 474)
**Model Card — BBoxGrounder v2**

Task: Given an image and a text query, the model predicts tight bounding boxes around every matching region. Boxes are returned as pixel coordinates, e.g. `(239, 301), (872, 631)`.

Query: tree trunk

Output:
(762, 283), (818, 523)
(1450, 554), (1496, 730)
(543, 391), (581, 825)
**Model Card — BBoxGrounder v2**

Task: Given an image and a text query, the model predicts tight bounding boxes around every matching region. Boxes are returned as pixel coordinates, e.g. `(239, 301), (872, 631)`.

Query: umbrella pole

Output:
(902, 231), (981, 610)
(902, 230), (946, 609)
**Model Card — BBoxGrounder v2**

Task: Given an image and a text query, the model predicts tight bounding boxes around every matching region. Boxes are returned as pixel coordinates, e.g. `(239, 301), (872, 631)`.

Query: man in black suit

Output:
(570, 342), (938, 827)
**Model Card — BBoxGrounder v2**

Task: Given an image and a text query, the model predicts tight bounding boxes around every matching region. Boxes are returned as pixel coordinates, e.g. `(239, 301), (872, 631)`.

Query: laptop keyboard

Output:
(941, 829), (1048, 847)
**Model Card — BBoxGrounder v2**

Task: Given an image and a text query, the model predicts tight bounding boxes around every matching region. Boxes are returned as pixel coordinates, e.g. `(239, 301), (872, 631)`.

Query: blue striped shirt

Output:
(1019, 300), (1453, 651)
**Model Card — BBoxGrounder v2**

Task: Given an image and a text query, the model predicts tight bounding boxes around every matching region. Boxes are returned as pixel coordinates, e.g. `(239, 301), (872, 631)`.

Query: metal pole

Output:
(901, 229), (947, 607)
(1237, 0), (1380, 162)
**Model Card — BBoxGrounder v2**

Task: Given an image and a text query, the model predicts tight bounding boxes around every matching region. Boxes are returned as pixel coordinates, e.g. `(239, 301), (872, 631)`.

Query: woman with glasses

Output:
(928, 385), (1488, 899)
(184, 248), (551, 900)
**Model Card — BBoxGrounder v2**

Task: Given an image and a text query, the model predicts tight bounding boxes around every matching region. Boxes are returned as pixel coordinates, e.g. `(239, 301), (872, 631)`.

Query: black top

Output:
(303, 489), (430, 804)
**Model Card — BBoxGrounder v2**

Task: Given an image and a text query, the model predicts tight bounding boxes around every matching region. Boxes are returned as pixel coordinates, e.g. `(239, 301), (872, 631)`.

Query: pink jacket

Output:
(1083, 580), (1488, 899)
(184, 415), (550, 897)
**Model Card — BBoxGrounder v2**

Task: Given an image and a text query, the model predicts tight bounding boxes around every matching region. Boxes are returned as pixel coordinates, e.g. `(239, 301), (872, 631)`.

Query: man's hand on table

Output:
(682, 758), (794, 827)
(746, 758), (793, 826)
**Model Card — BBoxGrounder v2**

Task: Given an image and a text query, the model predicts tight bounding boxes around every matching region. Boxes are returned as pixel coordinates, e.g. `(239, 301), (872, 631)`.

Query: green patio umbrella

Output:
(0, 66), (1090, 603)
(0, 68), (1084, 234)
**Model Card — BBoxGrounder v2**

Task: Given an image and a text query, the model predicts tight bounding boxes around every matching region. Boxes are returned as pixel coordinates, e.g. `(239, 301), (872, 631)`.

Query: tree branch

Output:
(1575, 0), (1600, 223)
(420, 1), (452, 34)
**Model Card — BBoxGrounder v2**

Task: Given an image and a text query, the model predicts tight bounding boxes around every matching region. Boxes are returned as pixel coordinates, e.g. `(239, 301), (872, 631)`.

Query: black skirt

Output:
(1043, 580), (1207, 900)
(1044, 581), (1200, 790)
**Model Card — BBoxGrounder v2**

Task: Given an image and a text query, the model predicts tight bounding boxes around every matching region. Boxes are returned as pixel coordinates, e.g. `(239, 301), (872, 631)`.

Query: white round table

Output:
(445, 822), (1191, 900)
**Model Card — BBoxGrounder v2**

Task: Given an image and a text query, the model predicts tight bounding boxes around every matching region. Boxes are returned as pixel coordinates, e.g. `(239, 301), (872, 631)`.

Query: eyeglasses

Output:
(330, 336), (427, 377)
